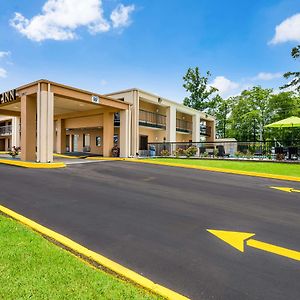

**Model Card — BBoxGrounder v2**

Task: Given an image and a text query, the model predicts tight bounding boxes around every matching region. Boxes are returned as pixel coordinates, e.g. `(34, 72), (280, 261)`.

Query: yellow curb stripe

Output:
(0, 159), (65, 169)
(125, 159), (300, 182)
(0, 205), (189, 300)
(86, 157), (126, 161)
(54, 154), (85, 159)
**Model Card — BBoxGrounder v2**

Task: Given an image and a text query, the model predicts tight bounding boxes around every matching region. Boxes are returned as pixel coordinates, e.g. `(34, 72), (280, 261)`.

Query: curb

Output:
(125, 159), (300, 182)
(0, 159), (66, 169)
(54, 154), (86, 159)
(86, 157), (126, 161)
(0, 205), (189, 300)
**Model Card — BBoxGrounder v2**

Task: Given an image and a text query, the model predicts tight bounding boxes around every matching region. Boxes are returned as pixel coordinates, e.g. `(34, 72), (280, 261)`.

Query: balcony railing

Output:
(176, 119), (192, 133)
(0, 125), (12, 136)
(200, 125), (211, 137)
(139, 109), (166, 129)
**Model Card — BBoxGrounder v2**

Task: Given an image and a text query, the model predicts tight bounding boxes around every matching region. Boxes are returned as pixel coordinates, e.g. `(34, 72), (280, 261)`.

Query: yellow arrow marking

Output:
(270, 186), (300, 193)
(207, 229), (300, 261)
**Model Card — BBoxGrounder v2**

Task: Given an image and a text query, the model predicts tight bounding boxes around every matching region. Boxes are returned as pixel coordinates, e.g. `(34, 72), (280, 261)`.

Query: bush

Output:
(8, 147), (20, 158)
(234, 151), (243, 158)
(173, 148), (185, 157)
(184, 146), (198, 158)
(246, 150), (253, 158)
(213, 149), (218, 157)
(160, 149), (170, 157)
(202, 152), (209, 158)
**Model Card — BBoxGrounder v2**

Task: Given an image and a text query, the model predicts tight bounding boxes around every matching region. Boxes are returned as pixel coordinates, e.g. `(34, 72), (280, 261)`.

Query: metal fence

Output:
(146, 140), (300, 160)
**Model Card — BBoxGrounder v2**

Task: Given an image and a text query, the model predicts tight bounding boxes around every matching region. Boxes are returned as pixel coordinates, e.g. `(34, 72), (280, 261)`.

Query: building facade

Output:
(107, 88), (215, 157)
(0, 80), (215, 162)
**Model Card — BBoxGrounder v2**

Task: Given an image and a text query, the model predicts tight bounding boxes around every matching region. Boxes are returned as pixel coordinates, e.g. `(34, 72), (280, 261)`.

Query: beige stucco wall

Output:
(139, 100), (166, 115)
(176, 132), (192, 142)
(66, 128), (103, 154)
(65, 115), (103, 129)
(0, 116), (12, 122)
(176, 111), (192, 122)
(139, 127), (166, 143)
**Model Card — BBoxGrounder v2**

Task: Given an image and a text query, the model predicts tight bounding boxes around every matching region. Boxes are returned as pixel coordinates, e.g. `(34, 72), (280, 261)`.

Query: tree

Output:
(228, 87), (273, 141)
(267, 91), (300, 143)
(281, 45), (300, 92)
(208, 95), (232, 138)
(183, 67), (218, 111)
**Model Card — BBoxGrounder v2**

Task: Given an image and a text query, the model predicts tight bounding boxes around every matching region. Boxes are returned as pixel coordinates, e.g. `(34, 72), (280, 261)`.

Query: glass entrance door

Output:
(72, 134), (79, 152)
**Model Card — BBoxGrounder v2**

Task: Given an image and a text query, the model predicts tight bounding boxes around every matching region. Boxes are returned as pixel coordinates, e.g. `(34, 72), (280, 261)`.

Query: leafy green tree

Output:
(281, 45), (300, 92)
(208, 94), (232, 138)
(266, 91), (300, 143)
(183, 67), (218, 111)
(228, 87), (273, 141)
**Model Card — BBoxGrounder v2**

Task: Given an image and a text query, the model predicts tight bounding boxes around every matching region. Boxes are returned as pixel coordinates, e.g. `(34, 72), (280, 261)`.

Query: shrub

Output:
(234, 151), (242, 158)
(246, 150), (253, 158)
(202, 152), (209, 157)
(184, 146), (198, 158)
(173, 148), (185, 157)
(213, 149), (218, 157)
(160, 149), (170, 157)
(8, 146), (20, 158)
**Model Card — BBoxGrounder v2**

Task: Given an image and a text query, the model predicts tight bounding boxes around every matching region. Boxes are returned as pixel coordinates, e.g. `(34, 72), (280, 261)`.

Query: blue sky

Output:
(0, 0), (299, 102)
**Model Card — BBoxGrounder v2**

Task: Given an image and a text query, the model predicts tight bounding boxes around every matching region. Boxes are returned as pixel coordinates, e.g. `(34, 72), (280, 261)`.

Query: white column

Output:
(131, 90), (139, 156)
(120, 109), (129, 157)
(37, 83), (54, 163)
(192, 114), (200, 142)
(12, 116), (20, 148)
(166, 106), (176, 142)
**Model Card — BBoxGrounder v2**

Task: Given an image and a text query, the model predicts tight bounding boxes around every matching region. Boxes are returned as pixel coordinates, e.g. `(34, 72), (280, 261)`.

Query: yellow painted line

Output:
(54, 154), (85, 159)
(247, 239), (300, 261)
(0, 204), (189, 300)
(208, 229), (300, 262)
(86, 157), (126, 161)
(270, 186), (300, 193)
(0, 159), (65, 169)
(125, 159), (300, 182)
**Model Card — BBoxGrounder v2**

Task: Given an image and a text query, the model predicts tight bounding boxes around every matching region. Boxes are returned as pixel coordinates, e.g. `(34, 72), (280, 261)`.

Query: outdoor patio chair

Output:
(288, 146), (298, 160)
(216, 145), (230, 158)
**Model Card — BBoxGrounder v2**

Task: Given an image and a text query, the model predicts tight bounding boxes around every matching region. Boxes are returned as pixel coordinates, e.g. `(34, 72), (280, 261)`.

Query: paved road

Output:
(0, 161), (300, 300)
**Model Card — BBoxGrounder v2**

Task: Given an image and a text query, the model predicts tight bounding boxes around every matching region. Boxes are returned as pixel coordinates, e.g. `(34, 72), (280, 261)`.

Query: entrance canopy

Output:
(265, 116), (300, 128)
(0, 80), (130, 162)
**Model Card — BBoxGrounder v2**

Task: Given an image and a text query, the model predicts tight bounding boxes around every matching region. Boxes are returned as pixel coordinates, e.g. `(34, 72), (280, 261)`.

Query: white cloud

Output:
(0, 51), (10, 59)
(110, 4), (135, 28)
(210, 76), (240, 98)
(10, 0), (135, 42)
(0, 68), (7, 78)
(270, 13), (300, 44)
(253, 72), (282, 81)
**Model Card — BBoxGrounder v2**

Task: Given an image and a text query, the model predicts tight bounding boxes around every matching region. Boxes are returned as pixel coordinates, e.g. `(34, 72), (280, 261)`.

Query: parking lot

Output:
(0, 161), (300, 299)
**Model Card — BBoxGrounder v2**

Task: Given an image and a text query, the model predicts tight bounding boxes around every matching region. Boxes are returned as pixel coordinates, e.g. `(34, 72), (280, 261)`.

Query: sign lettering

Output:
(0, 89), (17, 105)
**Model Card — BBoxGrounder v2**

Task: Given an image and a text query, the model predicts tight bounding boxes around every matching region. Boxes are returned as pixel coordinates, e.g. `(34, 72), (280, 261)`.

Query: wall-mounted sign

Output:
(0, 89), (17, 105)
(92, 95), (100, 104)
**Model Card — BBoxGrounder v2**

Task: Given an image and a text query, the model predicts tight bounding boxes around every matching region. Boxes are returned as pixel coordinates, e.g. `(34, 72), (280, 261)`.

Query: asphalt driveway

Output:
(0, 161), (300, 300)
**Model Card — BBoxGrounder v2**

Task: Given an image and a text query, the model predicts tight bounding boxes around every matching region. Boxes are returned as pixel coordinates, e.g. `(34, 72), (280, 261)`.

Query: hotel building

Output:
(0, 80), (215, 162)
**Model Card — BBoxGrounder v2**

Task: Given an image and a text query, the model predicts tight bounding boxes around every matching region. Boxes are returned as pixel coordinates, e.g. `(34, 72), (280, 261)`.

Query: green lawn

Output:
(147, 158), (300, 178)
(0, 215), (162, 300)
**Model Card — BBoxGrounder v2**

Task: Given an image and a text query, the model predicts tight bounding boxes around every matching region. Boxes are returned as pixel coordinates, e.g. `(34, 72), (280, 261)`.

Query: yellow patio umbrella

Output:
(265, 116), (300, 146)
(265, 116), (300, 128)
